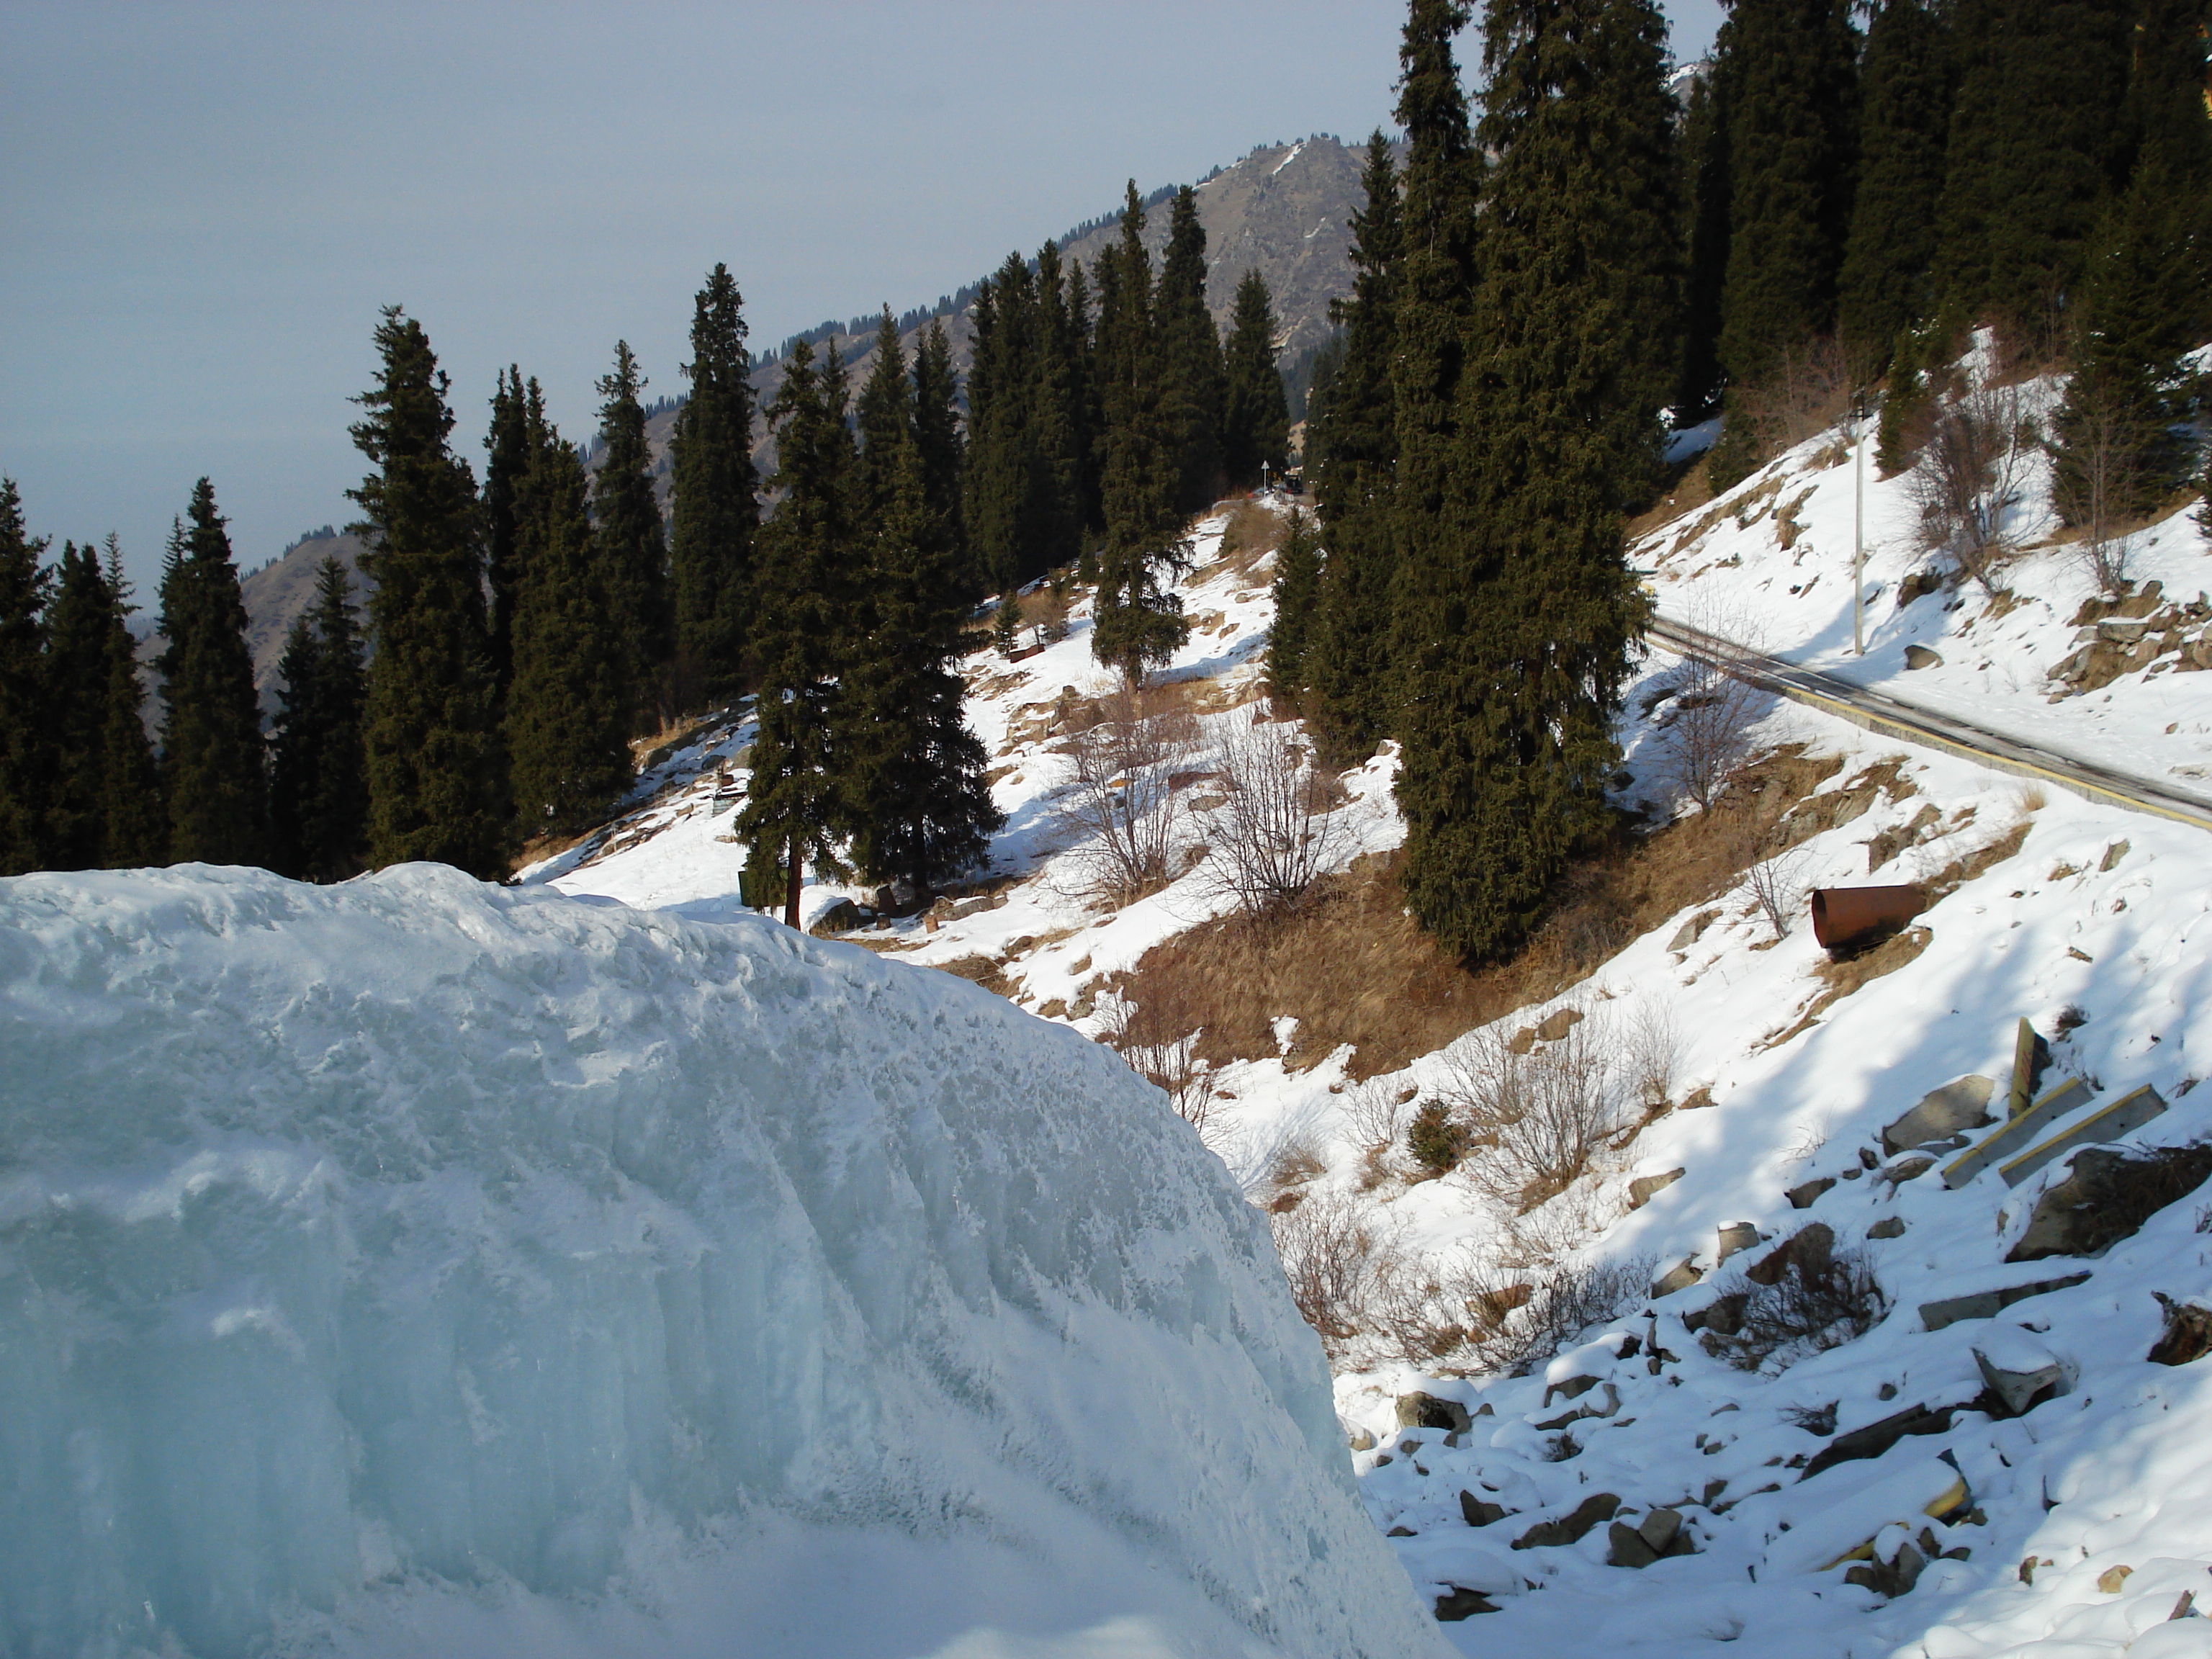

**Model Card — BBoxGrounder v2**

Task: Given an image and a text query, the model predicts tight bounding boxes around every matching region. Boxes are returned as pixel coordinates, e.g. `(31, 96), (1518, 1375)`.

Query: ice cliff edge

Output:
(0, 864), (1444, 1658)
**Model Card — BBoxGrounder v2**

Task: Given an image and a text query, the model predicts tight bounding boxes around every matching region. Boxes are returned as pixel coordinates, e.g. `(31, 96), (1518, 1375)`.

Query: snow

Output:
(0, 863), (1447, 1658)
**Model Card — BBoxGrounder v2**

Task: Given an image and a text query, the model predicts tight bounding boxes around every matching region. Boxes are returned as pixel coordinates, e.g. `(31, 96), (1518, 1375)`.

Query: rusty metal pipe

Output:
(1809, 885), (1927, 953)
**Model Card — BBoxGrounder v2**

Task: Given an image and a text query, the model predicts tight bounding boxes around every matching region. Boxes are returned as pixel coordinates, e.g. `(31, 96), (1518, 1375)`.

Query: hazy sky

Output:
(1, 1), (1725, 590)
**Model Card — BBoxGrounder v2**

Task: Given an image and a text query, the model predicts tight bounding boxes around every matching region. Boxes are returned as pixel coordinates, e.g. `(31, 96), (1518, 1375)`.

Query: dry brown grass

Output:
(1107, 746), (1840, 1079)
(1214, 498), (1286, 580)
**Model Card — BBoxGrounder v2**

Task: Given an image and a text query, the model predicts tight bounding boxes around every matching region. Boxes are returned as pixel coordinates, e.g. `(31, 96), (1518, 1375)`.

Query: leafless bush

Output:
(1095, 991), (1220, 1140)
(2048, 387), (2139, 598)
(1054, 681), (1200, 904)
(1707, 1238), (1888, 1373)
(1653, 623), (1768, 812)
(1434, 1020), (1629, 1213)
(1269, 1189), (1399, 1362)
(1372, 1249), (1656, 1376)
(1197, 716), (1351, 917)
(1736, 334), (1856, 459)
(1624, 1001), (1679, 1117)
(1743, 840), (1812, 941)
(1910, 379), (2039, 595)
(1344, 1079), (1411, 1153)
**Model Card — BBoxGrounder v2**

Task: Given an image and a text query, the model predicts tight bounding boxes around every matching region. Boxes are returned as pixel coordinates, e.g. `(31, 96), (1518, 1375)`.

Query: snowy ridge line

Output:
(1650, 615), (2212, 834)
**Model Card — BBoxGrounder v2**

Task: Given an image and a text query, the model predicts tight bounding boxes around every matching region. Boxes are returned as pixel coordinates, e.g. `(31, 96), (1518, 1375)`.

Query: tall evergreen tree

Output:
(482, 365), (530, 701)
(1220, 269), (1292, 490)
(1064, 260), (1107, 540)
(963, 255), (1043, 595)
(668, 264), (761, 698)
(854, 309), (912, 523)
(42, 542), (133, 868)
(842, 398), (1002, 899)
(593, 341), (673, 727)
(1033, 238), (1093, 570)
(1156, 185), (1228, 511)
(1933, 0), (2131, 335)
(1092, 183), (1192, 680)
(268, 557), (370, 881)
(1308, 131), (1406, 755)
(911, 317), (969, 585)
(1675, 66), (1733, 415)
(1265, 508), (1322, 703)
(156, 479), (266, 866)
(96, 536), (163, 866)
(349, 306), (507, 876)
(1713, 0), (1860, 389)
(737, 338), (857, 925)
(1393, 0), (1671, 961)
(505, 384), (634, 840)
(0, 480), (51, 873)
(1835, 0), (1955, 368)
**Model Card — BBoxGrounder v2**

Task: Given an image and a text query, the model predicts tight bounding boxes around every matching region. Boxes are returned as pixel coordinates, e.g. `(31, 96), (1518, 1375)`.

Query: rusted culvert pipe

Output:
(1809, 885), (1927, 953)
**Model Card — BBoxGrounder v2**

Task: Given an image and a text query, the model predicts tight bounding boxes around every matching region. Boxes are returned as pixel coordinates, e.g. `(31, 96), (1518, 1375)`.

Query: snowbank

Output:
(0, 864), (1447, 1659)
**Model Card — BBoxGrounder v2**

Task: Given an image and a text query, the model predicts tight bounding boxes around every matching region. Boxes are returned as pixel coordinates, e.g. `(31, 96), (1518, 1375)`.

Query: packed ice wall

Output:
(0, 863), (1446, 1658)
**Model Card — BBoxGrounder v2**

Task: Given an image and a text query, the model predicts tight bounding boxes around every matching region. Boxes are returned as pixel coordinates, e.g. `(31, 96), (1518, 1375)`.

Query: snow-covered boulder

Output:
(0, 865), (1446, 1659)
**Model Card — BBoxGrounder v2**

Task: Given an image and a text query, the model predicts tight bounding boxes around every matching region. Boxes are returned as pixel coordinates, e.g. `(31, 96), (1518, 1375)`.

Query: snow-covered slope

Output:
(0, 864), (1447, 1659)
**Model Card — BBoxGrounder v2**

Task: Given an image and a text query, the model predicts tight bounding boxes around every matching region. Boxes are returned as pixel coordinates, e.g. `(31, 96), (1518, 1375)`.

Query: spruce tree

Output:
(963, 256), (1042, 595)
(96, 536), (163, 866)
(1033, 238), (1092, 572)
(1156, 185), (1227, 512)
(1308, 132), (1406, 755)
(1835, 0), (1954, 369)
(911, 318), (969, 588)
(505, 385), (634, 840)
(1713, 0), (1860, 390)
(855, 308), (912, 523)
(841, 404), (1002, 899)
(42, 542), (123, 868)
(1265, 507), (1321, 703)
(268, 557), (369, 881)
(1064, 259), (1107, 541)
(1934, 0), (2131, 335)
(593, 341), (673, 727)
(482, 365), (530, 700)
(349, 306), (507, 876)
(1092, 182), (1192, 680)
(0, 480), (50, 873)
(1675, 67), (1732, 415)
(737, 338), (855, 924)
(1393, 0), (1669, 961)
(156, 478), (266, 866)
(1220, 269), (1292, 491)
(667, 266), (760, 701)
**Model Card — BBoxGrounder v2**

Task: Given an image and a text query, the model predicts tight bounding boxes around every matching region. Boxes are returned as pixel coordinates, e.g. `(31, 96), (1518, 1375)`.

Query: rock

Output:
(1629, 1168), (1686, 1210)
(2098, 1564), (2135, 1593)
(1868, 1215), (1907, 1240)
(1346, 1426), (1376, 1452)
(1395, 1391), (1473, 1434)
(1897, 570), (1943, 608)
(1513, 1492), (1621, 1550)
(1640, 1507), (1686, 1553)
(1918, 1272), (2092, 1331)
(806, 898), (864, 936)
(1972, 1328), (2069, 1416)
(1801, 1402), (1961, 1480)
(1904, 645), (1944, 670)
(1746, 1223), (1835, 1287)
(1651, 1255), (1704, 1298)
(1460, 1491), (1509, 1527)
(1882, 1075), (1997, 1156)
(1607, 1519), (1660, 1568)
(1387, 1524), (1417, 1537)
(2149, 1295), (2212, 1366)
(2007, 1143), (2212, 1262)
(1941, 1076), (2097, 1187)
(1434, 1586), (1499, 1620)
(1544, 1373), (1602, 1406)
(1668, 909), (1721, 953)
(1716, 1222), (1762, 1264)
(1683, 1292), (1747, 1336)
(1787, 1175), (1837, 1210)
(1845, 1540), (1926, 1597)
(1995, 1086), (2176, 1192)
(1535, 1007), (1585, 1042)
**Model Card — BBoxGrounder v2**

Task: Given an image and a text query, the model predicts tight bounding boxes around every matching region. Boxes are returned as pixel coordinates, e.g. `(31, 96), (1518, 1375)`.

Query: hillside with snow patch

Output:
(533, 346), (2212, 1657)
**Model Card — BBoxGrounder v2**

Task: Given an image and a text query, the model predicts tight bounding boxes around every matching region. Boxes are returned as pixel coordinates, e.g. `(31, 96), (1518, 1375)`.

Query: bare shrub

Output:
(1435, 1020), (1628, 1212)
(1195, 716), (1351, 919)
(1053, 680), (1200, 904)
(1707, 1238), (1888, 1373)
(1737, 334), (1856, 458)
(1372, 1249), (1656, 1375)
(1269, 1189), (1398, 1361)
(1344, 1079), (1411, 1153)
(1653, 622), (1768, 812)
(1218, 498), (1285, 578)
(1095, 990), (1220, 1139)
(1910, 378), (2039, 595)
(1624, 1000), (1679, 1117)
(2047, 386), (2140, 599)
(1743, 840), (1812, 940)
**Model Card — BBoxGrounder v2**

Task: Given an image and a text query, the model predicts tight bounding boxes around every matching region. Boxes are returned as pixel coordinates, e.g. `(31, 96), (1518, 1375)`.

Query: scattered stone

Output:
(1640, 1507), (1687, 1554)
(1535, 1007), (1585, 1042)
(1346, 1426), (1376, 1452)
(1434, 1586), (1499, 1620)
(2100, 840), (2131, 873)
(1460, 1491), (1509, 1527)
(1387, 1524), (1417, 1537)
(1668, 909), (1722, 953)
(2149, 1295), (2212, 1366)
(1896, 570), (1943, 608)
(1786, 1175), (1838, 1210)
(1717, 1222), (1762, 1263)
(1629, 1168), (1686, 1210)
(1513, 1492), (1621, 1550)
(1904, 645), (1944, 670)
(1395, 1391), (1473, 1434)
(1682, 1292), (1747, 1336)
(1652, 1255), (1704, 1298)
(1607, 1519), (1660, 1568)
(1846, 1541), (1926, 1597)
(1995, 1086), (2173, 1190)
(1801, 1402), (1961, 1480)
(2007, 1143), (2212, 1262)
(1919, 1272), (2092, 1331)
(1680, 1086), (1717, 1110)
(1877, 1154), (1938, 1190)
(1746, 1223), (1835, 1287)
(2098, 1565), (2135, 1594)
(806, 898), (865, 936)
(1868, 1215), (1907, 1240)
(1544, 1374), (1602, 1406)
(1972, 1328), (2069, 1416)
(1882, 1075), (1997, 1156)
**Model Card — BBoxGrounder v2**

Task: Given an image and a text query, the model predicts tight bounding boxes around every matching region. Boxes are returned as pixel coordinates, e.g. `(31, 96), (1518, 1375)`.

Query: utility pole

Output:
(1852, 392), (1867, 657)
